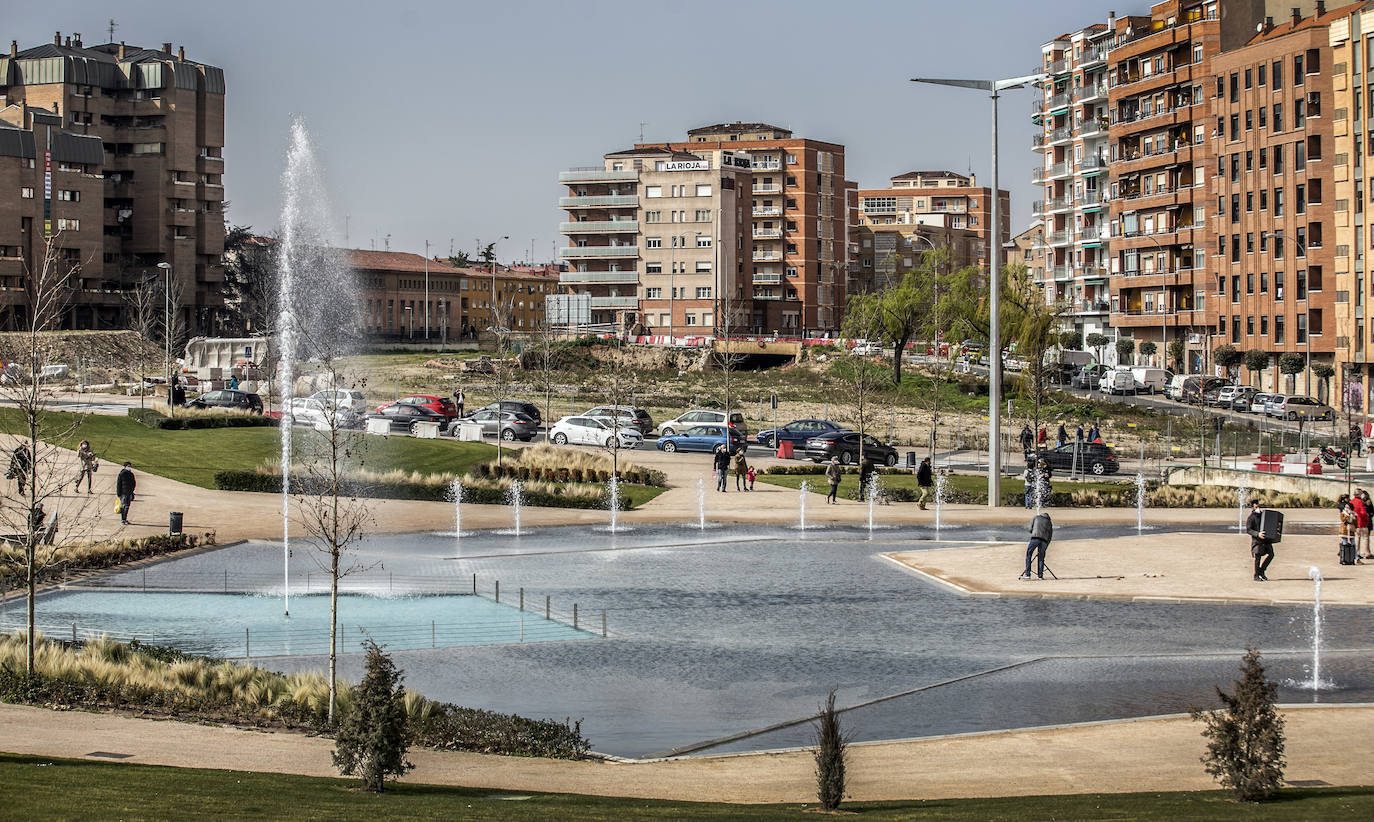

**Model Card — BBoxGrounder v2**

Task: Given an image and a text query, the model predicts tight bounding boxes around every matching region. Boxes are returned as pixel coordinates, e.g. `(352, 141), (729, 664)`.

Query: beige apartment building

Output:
(0, 34), (226, 332)
(859, 171), (1009, 269)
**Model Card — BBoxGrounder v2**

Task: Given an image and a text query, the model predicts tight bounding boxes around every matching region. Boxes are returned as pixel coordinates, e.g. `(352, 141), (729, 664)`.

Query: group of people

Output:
(711, 444), (756, 492)
(1336, 488), (1374, 565)
(6, 440), (139, 527)
(1019, 421), (1101, 464)
(1022, 459), (1053, 509)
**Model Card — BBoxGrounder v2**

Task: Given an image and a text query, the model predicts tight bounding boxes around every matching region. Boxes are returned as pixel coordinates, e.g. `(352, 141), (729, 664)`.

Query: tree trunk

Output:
(891, 333), (912, 386)
(328, 547), (339, 724)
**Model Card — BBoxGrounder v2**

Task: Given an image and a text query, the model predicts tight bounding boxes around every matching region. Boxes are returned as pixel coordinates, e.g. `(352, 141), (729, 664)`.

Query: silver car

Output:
(449, 409), (539, 441)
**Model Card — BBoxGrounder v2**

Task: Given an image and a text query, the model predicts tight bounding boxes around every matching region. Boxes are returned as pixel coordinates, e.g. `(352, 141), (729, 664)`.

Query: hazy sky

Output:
(14, 0), (1117, 263)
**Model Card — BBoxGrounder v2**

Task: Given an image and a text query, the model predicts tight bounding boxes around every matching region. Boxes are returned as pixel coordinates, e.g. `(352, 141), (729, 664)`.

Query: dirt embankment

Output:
(0, 331), (164, 385)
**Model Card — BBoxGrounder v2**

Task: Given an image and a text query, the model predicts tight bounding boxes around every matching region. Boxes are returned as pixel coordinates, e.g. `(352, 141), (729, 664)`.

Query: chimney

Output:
(177, 46), (184, 61)
(10, 41), (16, 58)
(73, 33), (81, 48)
(1317, 0), (1326, 14)
(162, 42), (172, 54)
(64, 36), (71, 48)
(1292, 7), (1301, 26)
(53, 31), (61, 46)
(118, 41), (125, 60)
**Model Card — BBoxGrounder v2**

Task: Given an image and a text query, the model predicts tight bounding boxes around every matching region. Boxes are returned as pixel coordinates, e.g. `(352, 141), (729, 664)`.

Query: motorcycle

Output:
(1319, 445), (1349, 470)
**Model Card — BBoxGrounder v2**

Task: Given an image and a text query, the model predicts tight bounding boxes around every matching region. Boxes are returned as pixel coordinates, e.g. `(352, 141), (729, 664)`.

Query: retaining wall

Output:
(1167, 465), (1351, 500)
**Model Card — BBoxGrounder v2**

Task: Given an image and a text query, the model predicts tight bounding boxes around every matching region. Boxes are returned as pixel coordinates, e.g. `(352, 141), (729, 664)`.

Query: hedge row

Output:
(128, 408), (278, 430)
(213, 470), (636, 510)
(472, 462), (667, 487)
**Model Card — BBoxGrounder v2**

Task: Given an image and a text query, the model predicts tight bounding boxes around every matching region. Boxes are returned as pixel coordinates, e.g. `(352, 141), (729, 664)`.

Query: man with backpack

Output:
(1019, 511), (1053, 580)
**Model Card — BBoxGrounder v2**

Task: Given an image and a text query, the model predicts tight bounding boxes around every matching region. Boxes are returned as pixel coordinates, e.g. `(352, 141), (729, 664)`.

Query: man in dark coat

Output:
(916, 457), (934, 511)
(1245, 498), (1275, 581)
(1019, 424), (1034, 464)
(116, 462), (137, 526)
(712, 445), (730, 493)
(857, 457), (875, 502)
(1020, 512), (1053, 580)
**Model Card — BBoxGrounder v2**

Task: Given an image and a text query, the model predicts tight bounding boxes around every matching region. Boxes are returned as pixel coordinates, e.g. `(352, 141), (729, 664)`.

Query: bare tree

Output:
(0, 232), (100, 674)
(598, 342), (635, 479)
(122, 276), (160, 409)
(715, 285), (747, 430)
(525, 316), (562, 446)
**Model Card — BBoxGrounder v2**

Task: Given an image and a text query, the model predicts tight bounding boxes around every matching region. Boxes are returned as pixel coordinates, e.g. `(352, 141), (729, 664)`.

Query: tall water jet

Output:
(1034, 471), (1049, 514)
(450, 479), (464, 551)
(798, 480), (810, 530)
(866, 472), (880, 538)
(934, 470), (948, 536)
(1134, 470), (1147, 534)
(509, 479), (524, 536)
(1236, 486), (1250, 532)
(696, 474), (707, 530)
(1308, 565), (1325, 694)
(607, 474), (620, 533)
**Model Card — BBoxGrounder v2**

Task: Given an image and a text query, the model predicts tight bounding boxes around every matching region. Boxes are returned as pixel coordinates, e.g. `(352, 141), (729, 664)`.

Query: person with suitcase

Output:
(1338, 495), (1360, 565)
(1245, 499), (1278, 581)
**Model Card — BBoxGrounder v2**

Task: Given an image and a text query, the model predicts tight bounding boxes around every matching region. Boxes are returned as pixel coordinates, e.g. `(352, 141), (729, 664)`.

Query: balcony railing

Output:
(1051, 265), (1071, 280)
(1032, 133), (1046, 150)
(590, 296), (639, 309)
(559, 220), (638, 233)
(1046, 58), (1069, 75)
(1077, 300), (1111, 313)
(1078, 226), (1102, 241)
(560, 270), (639, 283)
(752, 251), (783, 262)
(1046, 127), (1072, 145)
(753, 292), (782, 301)
(559, 246), (638, 259)
(558, 168), (639, 183)
(753, 229), (783, 239)
(1078, 156), (1108, 172)
(752, 161), (782, 170)
(559, 195), (639, 208)
(1047, 230), (1070, 245)
(753, 206), (782, 217)
(753, 272), (783, 284)
(1075, 82), (1109, 101)
(752, 185), (782, 194)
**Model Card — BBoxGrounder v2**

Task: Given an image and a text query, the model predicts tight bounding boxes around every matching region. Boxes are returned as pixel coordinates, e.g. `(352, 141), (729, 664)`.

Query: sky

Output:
(13, 0), (1120, 264)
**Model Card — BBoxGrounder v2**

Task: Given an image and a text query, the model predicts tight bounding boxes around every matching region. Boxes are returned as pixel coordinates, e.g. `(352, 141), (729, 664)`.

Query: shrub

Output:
(1191, 648), (1285, 802)
(128, 407), (277, 430)
(813, 688), (847, 812)
(333, 641), (414, 792)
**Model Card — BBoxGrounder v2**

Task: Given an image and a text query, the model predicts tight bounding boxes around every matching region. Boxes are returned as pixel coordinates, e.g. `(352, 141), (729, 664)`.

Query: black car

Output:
(1035, 442), (1119, 475)
(366, 403), (448, 433)
(185, 389), (263, 414)
(478, 401), (542, 427)
(804, 431), (900, 466)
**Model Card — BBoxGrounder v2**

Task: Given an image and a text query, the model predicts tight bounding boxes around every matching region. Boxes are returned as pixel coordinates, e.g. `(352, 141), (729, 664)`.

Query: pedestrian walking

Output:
(1019, 424), (1034, 465)
(1037, 425), (1047, 446)
(732, 448), (749, 492)
(115, 461), (137, 525)
(1075, 423), (1084, 443)
(712, 445), (730, 493)
(7, 444), (31, 495)
(1354, 488), (1372, 560)
(1019, 511), (1053, 580)
(857, 456), (875, 502)
(1350, 423), (1363, 458)
(74, 440), (98, 494)
(1087, 423), (1100, 443)
(1056, 423), (1067, 448)
(1245, 498), (1276, 581)
(916, 457), (934, 511)
(824, 457), (842, 504)
(228, 375), (240, 390)
(453, 387), (465, 418)
(171, 380), (186, 406)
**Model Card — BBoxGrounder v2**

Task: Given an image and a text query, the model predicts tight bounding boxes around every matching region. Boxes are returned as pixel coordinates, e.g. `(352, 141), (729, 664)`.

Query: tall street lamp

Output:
(424, 239), (430, 340)
(911, 73), (1043, 507)
(156, 262), (174, 417)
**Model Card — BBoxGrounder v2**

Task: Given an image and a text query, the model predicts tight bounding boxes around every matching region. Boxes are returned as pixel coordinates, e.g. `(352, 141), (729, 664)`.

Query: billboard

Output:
(546, 293), (592, 326)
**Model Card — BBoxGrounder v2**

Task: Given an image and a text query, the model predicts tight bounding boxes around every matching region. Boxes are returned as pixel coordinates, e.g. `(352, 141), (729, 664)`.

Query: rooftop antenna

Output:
(448, 237), (454, 256)
(639, 121), (648, 142)
(344, 215), (350, 246)
(107, 18), (117, 43)
(384, 233), (391, 252)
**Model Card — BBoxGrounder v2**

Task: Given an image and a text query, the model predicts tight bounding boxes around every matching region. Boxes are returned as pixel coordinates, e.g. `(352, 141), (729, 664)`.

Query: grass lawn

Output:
(0, 409), (497, 489)
(2, 754), (1372, 821)
(757, 471), (1130, 499)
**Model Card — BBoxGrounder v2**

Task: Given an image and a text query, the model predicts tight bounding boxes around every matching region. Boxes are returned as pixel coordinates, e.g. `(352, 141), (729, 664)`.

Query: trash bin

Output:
(169, 511), (183, 534)
(775, 440), (794, 459)
(905, 451), (917, 469)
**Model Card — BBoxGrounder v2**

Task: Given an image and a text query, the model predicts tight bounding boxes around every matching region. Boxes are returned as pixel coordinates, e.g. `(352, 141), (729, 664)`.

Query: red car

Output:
(375, 394), (457, 418)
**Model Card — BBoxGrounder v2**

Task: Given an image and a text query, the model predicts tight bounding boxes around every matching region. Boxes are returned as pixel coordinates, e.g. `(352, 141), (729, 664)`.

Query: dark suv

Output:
(1035, 442), (1119, 475)
(477, 401), (542, 427)
(804, 431), (899, 466)
(185, 389), (264, 414)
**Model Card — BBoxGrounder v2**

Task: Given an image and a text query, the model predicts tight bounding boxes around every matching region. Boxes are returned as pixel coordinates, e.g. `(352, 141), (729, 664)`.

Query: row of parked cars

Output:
(1060, 364), (1336, 422)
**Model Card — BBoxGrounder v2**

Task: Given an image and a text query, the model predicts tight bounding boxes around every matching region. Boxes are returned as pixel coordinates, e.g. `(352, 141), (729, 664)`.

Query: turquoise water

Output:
(2, 590), (595, 658)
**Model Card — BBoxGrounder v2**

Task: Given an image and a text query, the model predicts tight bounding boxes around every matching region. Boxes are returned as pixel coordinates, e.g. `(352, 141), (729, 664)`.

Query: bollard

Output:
(519, 588), (524, 612)
(495, 580), (500, 603)
(472, 573), (477, 595)
(224, 569), (228, 593)
(245, 627), (250, 659)
(573, 603), (579, 630)
(601, 610), (606, 638)
(72, 623), (77, 645)
(431, 620), (435, 648)
(545, 595), (550, 620)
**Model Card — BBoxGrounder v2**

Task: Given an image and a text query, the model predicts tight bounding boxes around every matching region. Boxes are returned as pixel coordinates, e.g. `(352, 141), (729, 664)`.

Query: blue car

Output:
(755, 418), (843, 448)
(657, 424), (744, 454)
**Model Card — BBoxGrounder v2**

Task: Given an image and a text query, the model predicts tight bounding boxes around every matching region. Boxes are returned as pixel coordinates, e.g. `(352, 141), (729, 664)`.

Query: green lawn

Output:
(2, 754), (1371, 820)
(757, 471), (1130, 499)
(0, 409), (497, 489)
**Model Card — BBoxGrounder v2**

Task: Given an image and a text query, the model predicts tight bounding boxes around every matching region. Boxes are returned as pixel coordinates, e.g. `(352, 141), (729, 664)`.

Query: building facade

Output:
(1033, 21), (1114, 344)
(0, 34), (226, 332)
(860, 171), (1010, 270)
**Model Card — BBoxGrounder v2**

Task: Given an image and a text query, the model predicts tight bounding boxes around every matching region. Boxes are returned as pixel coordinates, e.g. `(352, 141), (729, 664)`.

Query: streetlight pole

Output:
(156, 262), (174, 417)
(912, 73), (1042, 507)
(424, 239), (430, 340)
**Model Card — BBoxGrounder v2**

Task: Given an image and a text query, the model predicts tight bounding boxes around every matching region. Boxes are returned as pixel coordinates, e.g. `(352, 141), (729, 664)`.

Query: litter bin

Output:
(905, 451), (916, 469)
(169, 511), (183, 534)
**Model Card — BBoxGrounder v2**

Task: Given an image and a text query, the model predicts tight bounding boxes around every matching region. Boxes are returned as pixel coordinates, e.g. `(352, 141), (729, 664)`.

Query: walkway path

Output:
(2, 703), (1370, 802)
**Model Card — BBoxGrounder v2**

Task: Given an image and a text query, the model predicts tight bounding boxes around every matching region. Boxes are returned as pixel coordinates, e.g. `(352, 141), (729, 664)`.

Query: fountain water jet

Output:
(450, 479), (463, 550)
(798, 480), (810, 530)
(1236, 487), (1250, 532)
(934, 470), (948, 537)
(509, 479), (524, 536)
(1134, 470), (1147, 534)
(866, 473), (880, 538)
(1307, 566), (1327, 694)
(696, 475), (707, 530)
(607, 474), (621, 532)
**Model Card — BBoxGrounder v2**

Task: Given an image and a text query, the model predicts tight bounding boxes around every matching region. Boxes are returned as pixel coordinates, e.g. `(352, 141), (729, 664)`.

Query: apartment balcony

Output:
(1080, 43), (1109, 67)
(1047, 231), (1072, 247)
(752, 185), (782, 194)
(753, 272), (783, 284)
(753, 251), (783, 262)
(1077, 189), (1105, 207)
(1032, 200), (1047, 216)
(590, 296), (639, 309)
(1044, 197), (1071, 214)
(1079, 117), (1110, 138)
(560, 270), (639, 284)
(559, 195), (639, 208)
(1032, 133), (1046, 152)
(752, 160), (782, 171)
(1046, 58), (1069, 75)
(1046, 126), (1072, 146)
(1077, 226), (1103, 242)
(559, 220), (638, 234)
(753, 229), (783, 239)
(753, 291), (782, 301)
(1050, 265), (1072, 280)
(1077, 300), (1111, 314)
(1076, 82), (1108, 104)
(753, 206), (782, 217)
(559, 245), (638, 259)
(1078, 155), (1108, 174)
(1032, 163), (1068, 183)
(558, 168), (639, 183)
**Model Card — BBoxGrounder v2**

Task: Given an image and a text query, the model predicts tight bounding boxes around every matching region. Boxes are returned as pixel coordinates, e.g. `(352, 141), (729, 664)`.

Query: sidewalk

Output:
(2, 702), (1369, 802)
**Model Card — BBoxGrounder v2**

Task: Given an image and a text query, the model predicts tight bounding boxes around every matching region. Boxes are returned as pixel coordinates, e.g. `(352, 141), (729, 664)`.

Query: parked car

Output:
(804, 431), (899, 466)
(1209, 385), (1250, 409)
(656, 424), (744, 454)
(1035, 442), (1120, 475)
(310, 388), (369, 415)
(1266, 395), (1336, 421)
(548, 415), (642, 449)
(851, 341), (882, 356)
(1129, 367), (1171, 394)
(583, 405), (655, 436)
(658, 409), (748, 438)
(1227, 386), (1259, 412)
(375, 394), (457, 418)
(286, 396), (357, 429)
(185, 389), (263, 414)
(1249, 392), (1274, 414)
(449, 409), (538, 441)
(1180, 376), (1231, 403)
(1101, 369), (1138, 394)
(755, 419), (845, 448)
(365, 403), (448, 434)
(1072, 364), (1110, 389)
(477, 400), (543, 427)
(1045, 362), (1078, 385)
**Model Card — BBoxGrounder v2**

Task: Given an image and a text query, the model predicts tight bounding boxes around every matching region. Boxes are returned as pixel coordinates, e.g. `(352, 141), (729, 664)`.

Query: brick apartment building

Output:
(352, 249), (558, 341)
(0, 34), (226, 332)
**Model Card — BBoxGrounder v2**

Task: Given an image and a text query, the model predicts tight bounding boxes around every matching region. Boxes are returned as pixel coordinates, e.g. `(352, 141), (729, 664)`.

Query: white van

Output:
(1167, 373), (1197, 401)
(1102, 368), (1138, 394)
(1129, 367), (1169, 394)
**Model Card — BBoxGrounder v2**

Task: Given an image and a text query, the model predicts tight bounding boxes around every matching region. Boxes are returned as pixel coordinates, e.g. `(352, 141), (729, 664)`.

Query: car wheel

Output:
(552, 432), (568, 445)
(604, 436), (616, 449)
(409, 422), (420, 436)
(768, 435), (778, 449)
(500, 428), (516, 441)
(660, 427), (675, 437)
(884, 452), (898, 467)
(662, 441), (677, 453)
(1287, 412), (1298, 421)
(839, 451), (853, 466)
(1091, 461), (1106, 475)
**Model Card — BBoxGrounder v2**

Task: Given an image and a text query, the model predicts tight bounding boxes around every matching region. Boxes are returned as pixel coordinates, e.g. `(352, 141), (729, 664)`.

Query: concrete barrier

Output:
(1167, 465), (1349, 500)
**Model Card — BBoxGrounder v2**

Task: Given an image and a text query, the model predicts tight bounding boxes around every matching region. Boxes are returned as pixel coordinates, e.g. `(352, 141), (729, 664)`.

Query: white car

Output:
(286, 397), (357, 430)
(310, 388), (369, 415)
(548, 415), (643, 449)
(658, 409), (749, 438)
(851, 342), (882, 356)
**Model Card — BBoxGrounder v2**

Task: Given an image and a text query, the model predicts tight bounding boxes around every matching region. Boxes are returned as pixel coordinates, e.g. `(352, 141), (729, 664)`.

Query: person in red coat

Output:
(1037, 425), (1047, 445)
(1355, 489), (1373, 559)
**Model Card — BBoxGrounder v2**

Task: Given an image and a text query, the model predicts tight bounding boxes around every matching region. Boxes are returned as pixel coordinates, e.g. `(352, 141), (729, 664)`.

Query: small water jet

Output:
(798, 480), (810, 531)
(509, 480), (525, 536)
(934, 470), (948, 537)
(1134, 470), (1147, 534)
(1306, 566), (1328, 695)
(1236, 487), (1250, 532)
(696, 475), (707, 530)
(607, 474), (621, 533)
(866, 473), (880, 538)
(450, 479), (463, 550)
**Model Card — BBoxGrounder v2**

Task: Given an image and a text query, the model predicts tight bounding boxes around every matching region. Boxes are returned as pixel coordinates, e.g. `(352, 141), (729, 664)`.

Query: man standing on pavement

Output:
(1020, 511), (1053, 580)
(1075, 423), (1084, 444)
(712, 444), (730, 493)
(857, 456), (875, 502)
(1056, 423), (1068, 448)
(1019, 424), (1034, 465)
(1245, 498), (1275, 581)
(916, 457), (934, 511)
(116, 461), (136, 526)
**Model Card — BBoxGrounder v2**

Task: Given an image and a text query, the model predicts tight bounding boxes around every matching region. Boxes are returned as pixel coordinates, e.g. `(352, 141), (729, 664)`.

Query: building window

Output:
(645, 262), (662, 274)
(55, 218), (80, 231)
(645, 287), (662, 298)
(645, 186), (662, 198)
(646, 237), (662, 248)
(1274, 315), (1285, 343)
(695, 262), (712, 273)
(695, 287), (712, 298)
(684, 313), (697, 326)
(695, 184), (712, 197)
(696, 235), (712, 248)
(57, 190), (80, 202)
(695, 209), (711, 222)
(645, 211), (662, 223)
(20, 187), (33, 198)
